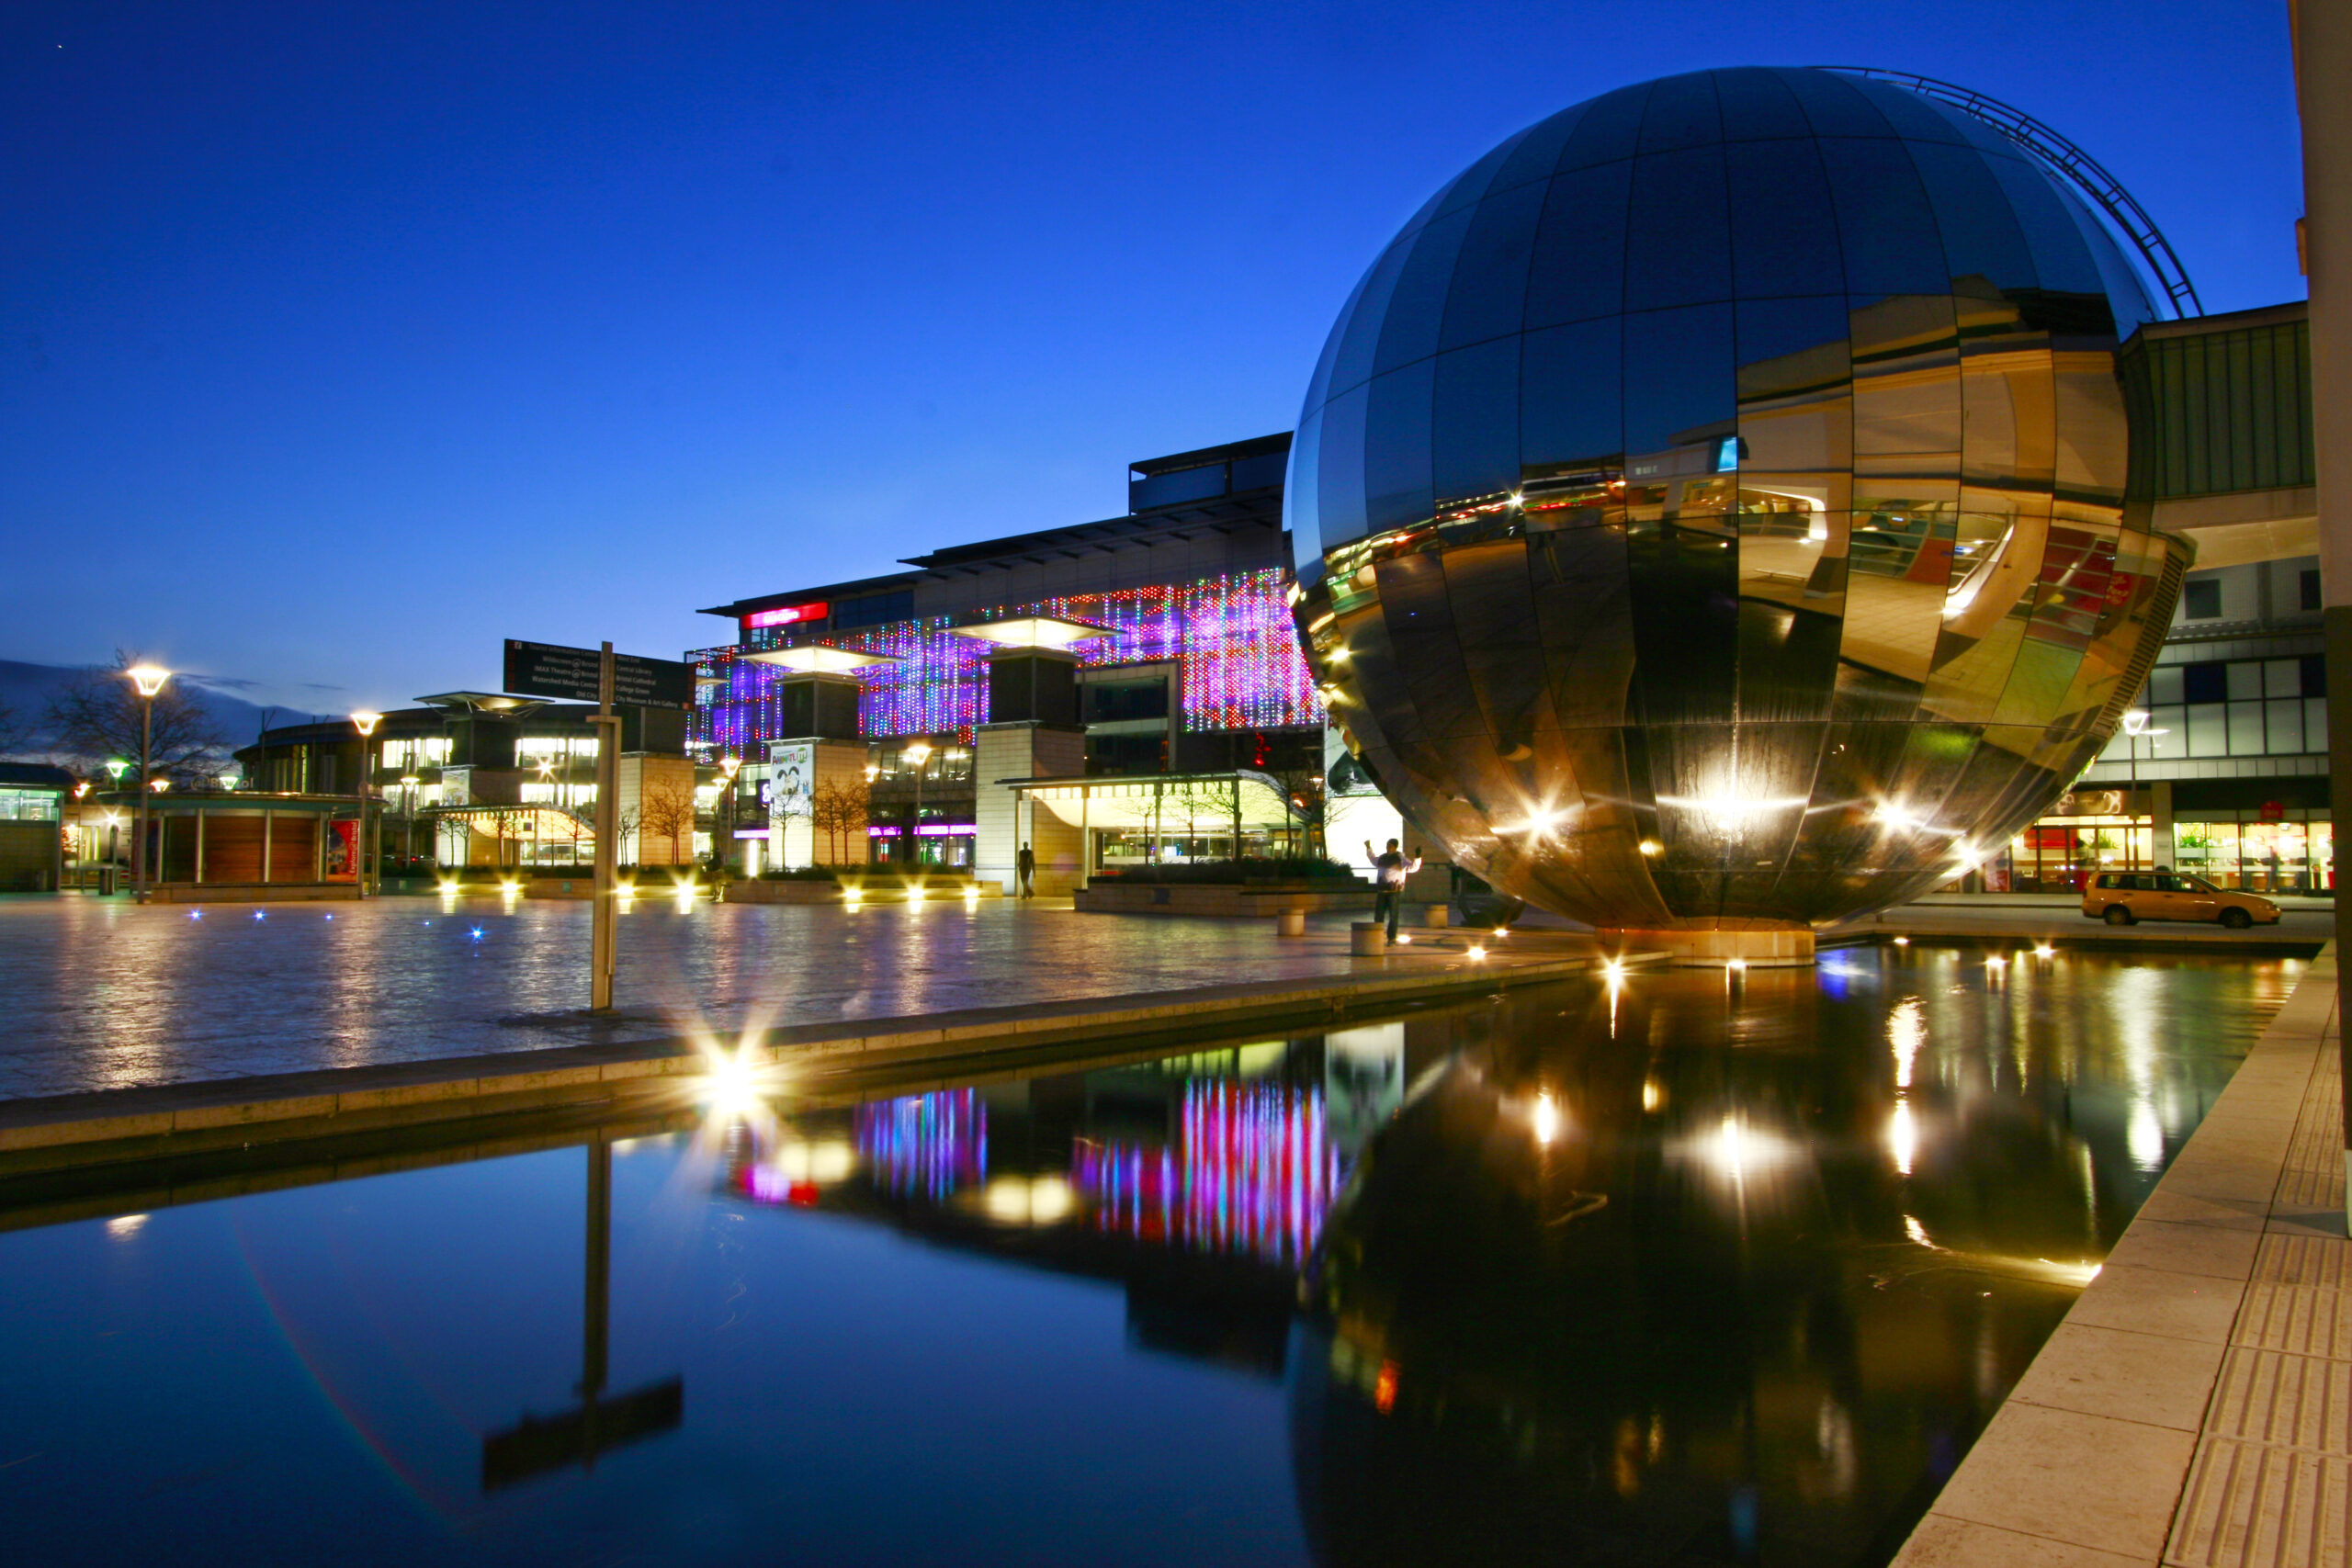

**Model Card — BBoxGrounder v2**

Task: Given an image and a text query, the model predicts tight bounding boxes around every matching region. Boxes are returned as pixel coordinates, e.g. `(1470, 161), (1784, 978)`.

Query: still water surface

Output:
(0, 946), (2292, 1565)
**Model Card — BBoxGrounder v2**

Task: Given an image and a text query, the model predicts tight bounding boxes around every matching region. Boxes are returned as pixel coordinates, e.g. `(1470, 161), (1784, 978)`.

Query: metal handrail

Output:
(1817, 66), (2203, 319)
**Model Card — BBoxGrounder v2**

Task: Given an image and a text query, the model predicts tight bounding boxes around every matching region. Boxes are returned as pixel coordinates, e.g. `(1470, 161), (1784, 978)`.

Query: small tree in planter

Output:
(639, 782), (697, 867)
(810, 780), (866, 866)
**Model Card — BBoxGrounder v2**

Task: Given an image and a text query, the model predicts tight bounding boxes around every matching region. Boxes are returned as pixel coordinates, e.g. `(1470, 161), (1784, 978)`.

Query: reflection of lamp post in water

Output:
(904, 739), (933, 867)
(481, 1135), (684, 1490)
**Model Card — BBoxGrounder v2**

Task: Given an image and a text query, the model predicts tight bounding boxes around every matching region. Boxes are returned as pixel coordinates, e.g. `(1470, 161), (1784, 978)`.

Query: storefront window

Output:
(2002, 819), (2151, 893)
(2177, 815), (2333, 892)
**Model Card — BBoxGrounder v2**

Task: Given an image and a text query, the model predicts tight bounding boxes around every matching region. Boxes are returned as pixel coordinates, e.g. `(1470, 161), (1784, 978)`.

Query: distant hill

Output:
(0, 660), (280, 761)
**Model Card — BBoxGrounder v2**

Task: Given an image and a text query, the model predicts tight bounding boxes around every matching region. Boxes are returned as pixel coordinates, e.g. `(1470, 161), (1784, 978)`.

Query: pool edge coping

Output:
(1891, 943), (2346, 1568)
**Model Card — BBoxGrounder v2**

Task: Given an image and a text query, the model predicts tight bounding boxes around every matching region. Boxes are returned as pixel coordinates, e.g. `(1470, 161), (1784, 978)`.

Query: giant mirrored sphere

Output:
(1289, 67), (2188, 931)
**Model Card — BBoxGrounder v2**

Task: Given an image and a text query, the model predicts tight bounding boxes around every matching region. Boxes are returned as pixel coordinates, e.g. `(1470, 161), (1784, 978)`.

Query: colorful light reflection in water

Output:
(854, 1089), (987, 1201)
(1073, 1080), (1337, 1266)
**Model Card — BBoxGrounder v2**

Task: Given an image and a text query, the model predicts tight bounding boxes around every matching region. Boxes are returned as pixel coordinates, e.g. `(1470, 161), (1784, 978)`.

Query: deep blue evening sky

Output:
(2, 1), (2307, 711)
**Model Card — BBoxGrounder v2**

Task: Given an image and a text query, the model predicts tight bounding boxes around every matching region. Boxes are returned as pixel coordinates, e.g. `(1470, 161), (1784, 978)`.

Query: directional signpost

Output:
(503, 639), (696, 1011)
(503, 639), (694, 712)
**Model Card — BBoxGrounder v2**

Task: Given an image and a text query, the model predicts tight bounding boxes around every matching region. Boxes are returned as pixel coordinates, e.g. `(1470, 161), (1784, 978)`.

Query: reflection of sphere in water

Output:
(1288, 68), (2187, 931)
(1289, 1057), (1729, 1566)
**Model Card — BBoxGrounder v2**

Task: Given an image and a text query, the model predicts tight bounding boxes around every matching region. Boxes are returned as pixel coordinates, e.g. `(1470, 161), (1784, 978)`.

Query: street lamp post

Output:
(2120, 709), (2172, 871)
(903, 740), (933, 869)
(717, 755), (742, 882)
(350, 711), (382, 898)
(124, 665), (170, 900)
(400, 774), (421, 873)
(2123, 709), (2147, 866)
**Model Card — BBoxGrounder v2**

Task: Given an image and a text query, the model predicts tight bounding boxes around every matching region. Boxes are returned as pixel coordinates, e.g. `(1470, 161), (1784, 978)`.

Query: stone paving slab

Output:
(1894, 947), (2352, 1568)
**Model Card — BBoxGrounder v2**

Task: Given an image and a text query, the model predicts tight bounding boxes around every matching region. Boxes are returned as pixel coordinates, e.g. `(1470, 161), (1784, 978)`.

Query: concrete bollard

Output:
(1351, 921), (1386, 955)
(1425, 903), (1451, 928)
(1275, 908), (1306, 938)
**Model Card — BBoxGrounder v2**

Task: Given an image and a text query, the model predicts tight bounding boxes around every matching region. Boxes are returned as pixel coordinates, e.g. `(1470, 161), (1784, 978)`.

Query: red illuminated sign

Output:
(743, 602), (829, 630)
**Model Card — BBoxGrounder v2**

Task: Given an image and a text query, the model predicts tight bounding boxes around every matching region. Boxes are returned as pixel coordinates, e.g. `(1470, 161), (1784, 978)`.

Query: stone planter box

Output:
(1073, 881), (1374, 919)
(723, 879), (1000, 905)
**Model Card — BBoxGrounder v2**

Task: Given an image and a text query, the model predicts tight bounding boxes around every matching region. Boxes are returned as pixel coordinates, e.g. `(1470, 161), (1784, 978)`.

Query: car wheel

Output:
(2219, 908), (2253, 930)
(2103, 905), (2134, 926)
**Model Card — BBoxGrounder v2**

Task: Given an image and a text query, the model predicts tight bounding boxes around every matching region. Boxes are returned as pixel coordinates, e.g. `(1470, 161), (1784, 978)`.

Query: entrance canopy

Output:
(1004, 770), (1300, 833)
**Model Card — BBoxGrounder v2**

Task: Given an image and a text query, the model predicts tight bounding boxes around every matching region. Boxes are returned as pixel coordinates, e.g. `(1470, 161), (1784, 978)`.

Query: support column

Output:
(2152, 780), (2176, 871)
(975, 721), (1085, 895)
(2293, 0), (2352, 1229)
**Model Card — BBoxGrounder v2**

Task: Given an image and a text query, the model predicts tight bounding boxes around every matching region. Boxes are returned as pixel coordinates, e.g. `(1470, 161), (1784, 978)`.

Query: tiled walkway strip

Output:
(1896, 947), (2351, 1568)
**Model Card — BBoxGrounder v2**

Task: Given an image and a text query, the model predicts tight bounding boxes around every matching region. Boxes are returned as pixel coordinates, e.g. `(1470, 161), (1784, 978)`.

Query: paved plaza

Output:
(0, 893), (1415, 1101)
(0, 890), (2327, 1106)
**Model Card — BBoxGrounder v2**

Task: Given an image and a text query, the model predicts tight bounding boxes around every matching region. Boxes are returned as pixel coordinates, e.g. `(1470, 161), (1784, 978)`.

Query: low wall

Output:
(138, 882), (359, 905)
(723, 879), (1001, 905)
(1074, 881), (1375, 918)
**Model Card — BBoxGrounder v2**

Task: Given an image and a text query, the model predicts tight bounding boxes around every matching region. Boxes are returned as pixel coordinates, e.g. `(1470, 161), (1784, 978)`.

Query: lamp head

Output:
(720, 756), (742, 779)
(104, 759), (129, 780)
(905, 741), (933, 767)
(149, 777), (170, 793)
(351, 710), (383, 738)
(125, 664), (171, 697)
(2123, 709), (2150, 736)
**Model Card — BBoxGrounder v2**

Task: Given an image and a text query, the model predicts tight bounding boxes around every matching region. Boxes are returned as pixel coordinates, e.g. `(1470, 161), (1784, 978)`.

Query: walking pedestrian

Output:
(1364, 837), (1421, 942)
(1016, 841), (1036, 899)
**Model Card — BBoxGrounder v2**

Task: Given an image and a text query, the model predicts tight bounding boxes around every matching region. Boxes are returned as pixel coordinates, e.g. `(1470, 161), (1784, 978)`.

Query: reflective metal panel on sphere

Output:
(1288, 66), (2189, 931)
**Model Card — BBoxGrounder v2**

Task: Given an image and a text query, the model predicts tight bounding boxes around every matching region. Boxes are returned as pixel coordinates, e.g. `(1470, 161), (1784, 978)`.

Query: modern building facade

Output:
(691, 434), (1347, 893)
(235, 695), (698, 873)
(1990, 299), (2326, 892)
(0, 763), (73, 892)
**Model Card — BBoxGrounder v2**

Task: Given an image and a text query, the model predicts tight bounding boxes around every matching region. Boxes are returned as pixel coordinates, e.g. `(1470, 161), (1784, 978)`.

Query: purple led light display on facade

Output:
(690, 569), (1320, 749)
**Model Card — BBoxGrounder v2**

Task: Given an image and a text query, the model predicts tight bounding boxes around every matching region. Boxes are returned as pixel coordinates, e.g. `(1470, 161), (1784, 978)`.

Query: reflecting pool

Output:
(0, 947), (2290, 1566)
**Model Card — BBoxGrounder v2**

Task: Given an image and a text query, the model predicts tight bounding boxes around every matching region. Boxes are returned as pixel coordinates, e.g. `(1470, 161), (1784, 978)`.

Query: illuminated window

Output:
(0, 789), (60, 822)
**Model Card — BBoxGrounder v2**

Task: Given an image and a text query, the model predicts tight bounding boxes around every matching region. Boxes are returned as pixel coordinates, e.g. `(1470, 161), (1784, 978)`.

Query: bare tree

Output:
(1166, 776), (1240, 860)
(0, 696), (26, 760)
(810, 780), (866, 866)
(45, 651), (229, 784)
(558, 806), (590, 867)
(640, 783), (696, 866)
(1260, 761), (1328, 862)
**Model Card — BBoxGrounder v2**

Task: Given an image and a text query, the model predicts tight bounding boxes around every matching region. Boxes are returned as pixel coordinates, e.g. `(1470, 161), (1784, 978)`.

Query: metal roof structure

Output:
(1822, 66), (2204, 318)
